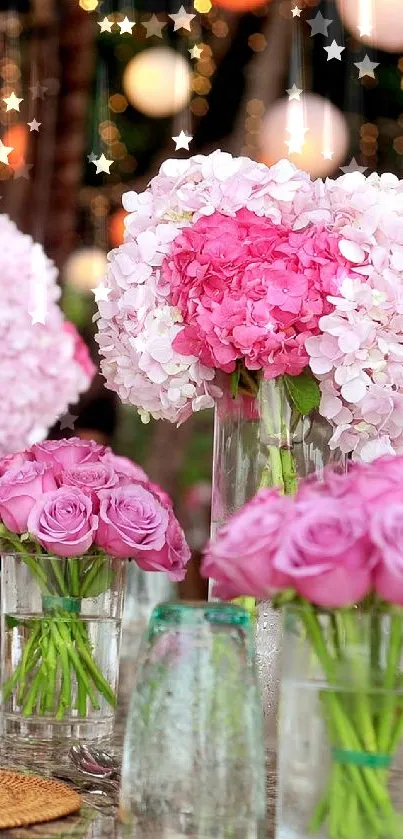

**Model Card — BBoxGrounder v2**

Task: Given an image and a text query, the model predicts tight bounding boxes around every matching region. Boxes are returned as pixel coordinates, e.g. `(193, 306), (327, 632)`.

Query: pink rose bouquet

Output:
(0, 215), (95, 455)
(0, 438), (190, 722)
(202, 455), (403, 839)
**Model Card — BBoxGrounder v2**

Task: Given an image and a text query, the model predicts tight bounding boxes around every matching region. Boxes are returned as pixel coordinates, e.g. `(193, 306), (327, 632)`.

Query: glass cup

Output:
(120, 601), (266, 839)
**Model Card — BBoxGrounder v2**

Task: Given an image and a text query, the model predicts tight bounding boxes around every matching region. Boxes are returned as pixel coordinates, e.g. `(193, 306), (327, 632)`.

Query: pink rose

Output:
(371, 505), (403, 605)
(99, 451), (172, 507)
(62, 321), (96, 381)
(0, 450), (33, 478)
(27, 487), (98, 557)
(58, 463), (118, 510)
(100, 451), (149, 485)
(202, 489), (293, 600)
(96, 485), (169, 559)
(135, 512), (190, 581)
(32, 438), (106, 470)
(0, 461), (57, 533)
(275, 498), (372, 608)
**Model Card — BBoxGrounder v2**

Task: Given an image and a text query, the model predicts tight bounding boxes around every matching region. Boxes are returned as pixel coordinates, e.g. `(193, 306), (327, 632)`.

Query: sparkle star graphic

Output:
(286, 83), (303, 101)
(92, 284), (111, 303)
(0, 139), (13, 165)
(94, 154), (113, 174)
(3, 92), (23, 112)
(12, 161), (33, 180)
(28, 118), (41, 132)
(285, 128), (308, 155)
(143, 14), (166, 38)
(172, 130), (193, 150)
(59, 412), (78, 431)
(322, 150), (334, 160)
(354, 54), (379, 79)
(291, 6), (302, 17)
(324, 40), (345, 61)
(189, 44), (203, 59)
(358, 24), (372, 38)
(88, 151), (97, 164)
(307, 11), (333, 36)
(29, 81), (48, 100)
(98, 16), (114, 33)
(340, 158), (369, 175)
(118, 16), (135, 34)
(169, 6), (196, 32)
(29, 308), (47, 325)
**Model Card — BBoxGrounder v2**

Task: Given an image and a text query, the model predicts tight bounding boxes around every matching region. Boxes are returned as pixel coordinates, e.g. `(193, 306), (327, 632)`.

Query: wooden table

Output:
(0, 657), (276, 838)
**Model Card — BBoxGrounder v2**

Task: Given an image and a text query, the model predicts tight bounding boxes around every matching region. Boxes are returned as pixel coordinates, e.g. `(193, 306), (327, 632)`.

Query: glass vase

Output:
(277, 605), (403, 839)
(0, 550), (126, 751)
(120, 602), (266, 838)
(121, 562), (176, 661)
(211, 373), (343, 749)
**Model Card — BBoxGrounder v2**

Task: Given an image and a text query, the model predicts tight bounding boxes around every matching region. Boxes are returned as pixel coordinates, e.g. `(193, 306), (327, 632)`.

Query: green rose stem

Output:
(302, 605), (401, 838)
(1, 535), (118, 720)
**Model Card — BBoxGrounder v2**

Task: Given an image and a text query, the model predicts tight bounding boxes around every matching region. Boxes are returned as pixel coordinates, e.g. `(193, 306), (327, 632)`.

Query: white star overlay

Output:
(324, 40), (345, 61)
(286, 83), (303, 101)
(172, 130), (193, 150)
(28, 118), (41, 132)
(307, 11), (333, 37)
(0, 139), (13, 164)
(291, 6), (302, 17)
(95, 154), (113, 174)
(169, 6), (196, 32)
(118, 16), (135, 34)
(59, 412), (78, 431)
(189, 44), (203, 59)
(29, 82), (48, 100)
(92, 284), (111, 303)
(340, 158), (369, 175)
(143, 14), (166, 38)
(98, 16), (114, 33)
(3, 92), (23, 112)
(354, 54), (379, 79)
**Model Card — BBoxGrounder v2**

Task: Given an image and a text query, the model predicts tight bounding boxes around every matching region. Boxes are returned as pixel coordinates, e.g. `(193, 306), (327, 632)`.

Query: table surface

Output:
(0, 654), (276, 839)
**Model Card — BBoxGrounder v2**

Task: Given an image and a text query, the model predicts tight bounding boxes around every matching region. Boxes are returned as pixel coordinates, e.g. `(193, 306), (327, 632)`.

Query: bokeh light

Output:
(260, 93), (349, 177)
(123, 48), (191, 118)
(3, 123), (28, 166)
(336, 0), (403, 53)
(109, 209), (128, 248)
(212, 0), (268, 11)
(64, 248), (107, 293)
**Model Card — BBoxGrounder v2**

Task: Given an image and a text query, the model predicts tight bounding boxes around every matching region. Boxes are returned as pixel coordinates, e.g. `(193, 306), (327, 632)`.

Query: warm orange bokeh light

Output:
(109, 208), (127, 248)
(3, 123), (29, 166)
(212, 0), (268, 11)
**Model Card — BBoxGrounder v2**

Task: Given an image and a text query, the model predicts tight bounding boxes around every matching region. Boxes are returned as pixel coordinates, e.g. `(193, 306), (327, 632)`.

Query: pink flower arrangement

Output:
(0, 438), (190, 724)
(0, 215), (95, 455)
(0, 437), (189, 580)
(202, 455), (403, 608)
(96, 154), (403, 461)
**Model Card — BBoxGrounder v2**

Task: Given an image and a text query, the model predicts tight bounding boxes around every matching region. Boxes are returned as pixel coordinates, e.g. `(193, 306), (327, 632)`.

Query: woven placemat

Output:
(0, 769), (81, 829)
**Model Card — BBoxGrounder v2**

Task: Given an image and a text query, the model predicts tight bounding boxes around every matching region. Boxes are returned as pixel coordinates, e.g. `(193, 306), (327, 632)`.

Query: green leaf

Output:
(230, 369), (240, 399)
(284, 370), (321, 416)
(20, 532), (30, 542)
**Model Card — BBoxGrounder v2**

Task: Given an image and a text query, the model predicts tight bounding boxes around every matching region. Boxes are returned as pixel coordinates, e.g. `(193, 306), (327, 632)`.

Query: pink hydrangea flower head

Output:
(0, 216), (94, 455)
(95, 153), (319, 423)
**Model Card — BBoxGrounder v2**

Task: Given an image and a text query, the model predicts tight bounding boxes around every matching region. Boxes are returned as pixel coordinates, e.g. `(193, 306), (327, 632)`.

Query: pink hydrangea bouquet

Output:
(0, 438), (189, 723)
(96, 153), (403, 471)
(0, 215), (95, 455)
(202, 456), (403, 839)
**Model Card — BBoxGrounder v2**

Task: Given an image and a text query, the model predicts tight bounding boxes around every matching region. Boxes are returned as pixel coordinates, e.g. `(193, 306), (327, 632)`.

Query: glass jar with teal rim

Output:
(277, 605), (403, 839)
(1, 549), (126, 755)
(120, 601), (267, 838)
